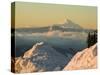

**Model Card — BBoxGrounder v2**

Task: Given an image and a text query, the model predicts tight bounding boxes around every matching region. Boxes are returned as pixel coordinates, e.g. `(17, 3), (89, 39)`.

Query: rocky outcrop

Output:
(63, 43), (97, 70)
(14, 57), (38, 73)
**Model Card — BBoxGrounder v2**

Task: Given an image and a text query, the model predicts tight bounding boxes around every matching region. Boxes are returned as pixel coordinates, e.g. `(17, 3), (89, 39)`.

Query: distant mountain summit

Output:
(49, 19), (83, 32)
(60, 19), (83, 29)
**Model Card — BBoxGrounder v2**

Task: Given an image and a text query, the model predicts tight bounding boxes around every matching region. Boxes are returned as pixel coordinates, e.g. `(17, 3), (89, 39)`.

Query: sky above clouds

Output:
(12, 2), (97, 29)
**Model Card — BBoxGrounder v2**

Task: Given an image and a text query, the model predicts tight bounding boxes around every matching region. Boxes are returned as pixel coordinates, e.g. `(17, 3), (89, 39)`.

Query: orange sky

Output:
(12, 2), (97, 29)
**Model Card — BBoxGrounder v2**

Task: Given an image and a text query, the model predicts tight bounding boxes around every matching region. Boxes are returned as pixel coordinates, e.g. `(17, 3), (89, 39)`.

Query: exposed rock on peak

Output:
(15, 57), (38, 73)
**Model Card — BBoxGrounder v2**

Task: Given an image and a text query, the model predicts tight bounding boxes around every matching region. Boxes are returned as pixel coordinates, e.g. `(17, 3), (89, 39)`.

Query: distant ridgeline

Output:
(15, 19), (95, 33)
(87, 30), (97, 47)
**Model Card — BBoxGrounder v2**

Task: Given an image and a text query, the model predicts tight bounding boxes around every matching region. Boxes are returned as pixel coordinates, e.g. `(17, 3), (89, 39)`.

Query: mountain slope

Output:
(63, 43), (97, 70)
(14, 42), (72, 73)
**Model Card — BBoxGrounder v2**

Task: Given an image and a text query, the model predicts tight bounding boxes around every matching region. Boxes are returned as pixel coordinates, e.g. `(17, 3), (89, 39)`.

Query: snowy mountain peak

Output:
(23, 42), (44, 59)
(64, 19), (73, 24)
(61, 19), (83, 29)
(32, 42), (44, 50)
(15, 42), (70, 73)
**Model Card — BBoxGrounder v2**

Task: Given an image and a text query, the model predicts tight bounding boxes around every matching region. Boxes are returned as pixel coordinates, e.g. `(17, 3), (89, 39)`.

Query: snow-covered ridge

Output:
(14, 42), (72, 73)
(23, 42), (44, 58)
(63, 43), (97, 70)
(13, 42), (97, 73)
